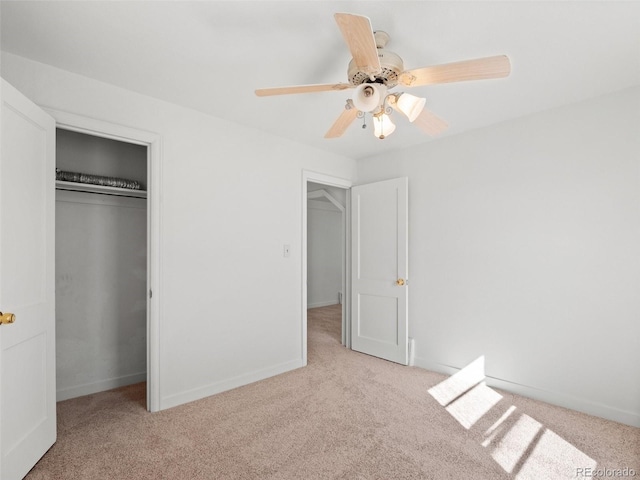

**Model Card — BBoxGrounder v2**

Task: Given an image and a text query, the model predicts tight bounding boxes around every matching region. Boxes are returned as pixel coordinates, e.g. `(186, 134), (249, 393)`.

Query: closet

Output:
(307, 183), (346, 308)
(55, 128), (148, 401)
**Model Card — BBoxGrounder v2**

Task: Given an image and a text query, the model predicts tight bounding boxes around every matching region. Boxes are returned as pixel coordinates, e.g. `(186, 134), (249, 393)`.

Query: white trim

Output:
(161, 359), (303, 410)
(307, 300), (341, 309)
(44, 108), (162, 413)
(56, 372), (147, 402)
(302, 171), (352, 365)
(414, 356), (640, 428)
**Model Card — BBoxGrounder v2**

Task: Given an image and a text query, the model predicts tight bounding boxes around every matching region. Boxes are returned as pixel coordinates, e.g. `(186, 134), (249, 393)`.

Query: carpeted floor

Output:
(26, 305), (639, 479)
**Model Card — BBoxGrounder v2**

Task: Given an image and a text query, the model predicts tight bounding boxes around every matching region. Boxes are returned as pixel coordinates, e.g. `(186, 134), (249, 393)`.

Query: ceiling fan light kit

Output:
(395, 93), (426, 123)
(255, 12), (511, 140)
(352, 83), (382, 112)
(373, 114), (396, 139)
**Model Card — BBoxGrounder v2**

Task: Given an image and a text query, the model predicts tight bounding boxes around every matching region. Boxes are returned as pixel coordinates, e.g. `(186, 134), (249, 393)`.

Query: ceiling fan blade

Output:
(255, 83), (353, 97)
(413, 108), (449, 136)
(325, 105), (359, 138)
(334, 13), (381, 76)
(399, 55), (511, 87)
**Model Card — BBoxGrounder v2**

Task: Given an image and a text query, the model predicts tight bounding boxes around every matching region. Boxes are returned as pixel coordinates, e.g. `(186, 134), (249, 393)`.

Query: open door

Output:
(351, 177), (408, 365)
(1, 79), (56, 479)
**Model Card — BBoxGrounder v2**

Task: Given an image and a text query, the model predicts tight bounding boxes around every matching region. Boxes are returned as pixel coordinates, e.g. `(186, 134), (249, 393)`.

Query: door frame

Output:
(45, 108), (162, 412)
(301, 171), (352, 365)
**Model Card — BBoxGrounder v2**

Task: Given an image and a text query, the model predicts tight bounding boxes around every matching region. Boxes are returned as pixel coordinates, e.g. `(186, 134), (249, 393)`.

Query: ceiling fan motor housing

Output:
(348, 31), (404, 89)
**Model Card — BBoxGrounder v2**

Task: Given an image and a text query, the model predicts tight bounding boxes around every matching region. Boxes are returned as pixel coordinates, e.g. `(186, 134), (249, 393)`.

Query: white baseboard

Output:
(160, 358), (304, 411)
(307, 300), (339, 309)
(57, 372), (147, 402)
(414, 356), (640, 428)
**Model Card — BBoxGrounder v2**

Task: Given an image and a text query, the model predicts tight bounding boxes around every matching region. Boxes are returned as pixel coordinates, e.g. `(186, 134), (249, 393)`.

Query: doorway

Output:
(301, 171), (352, 366)
(47, 109), (161, 412)
(303, 174), (410, 367)
(55, 128), (148, 404)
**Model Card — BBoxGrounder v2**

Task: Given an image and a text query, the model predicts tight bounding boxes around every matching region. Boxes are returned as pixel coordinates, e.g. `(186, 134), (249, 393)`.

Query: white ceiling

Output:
(2, 1), (639, 160)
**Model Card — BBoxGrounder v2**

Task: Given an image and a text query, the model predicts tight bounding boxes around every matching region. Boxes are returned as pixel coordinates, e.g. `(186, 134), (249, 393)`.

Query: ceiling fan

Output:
(255, 13), (511, 140)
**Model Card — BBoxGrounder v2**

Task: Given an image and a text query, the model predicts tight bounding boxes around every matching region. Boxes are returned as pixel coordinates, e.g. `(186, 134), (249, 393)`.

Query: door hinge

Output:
(149, 289), (153, 299)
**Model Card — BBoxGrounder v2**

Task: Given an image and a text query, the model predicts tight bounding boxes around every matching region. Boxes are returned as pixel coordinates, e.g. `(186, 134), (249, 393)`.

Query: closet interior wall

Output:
(307, 183), (345, 309)
(55, 128), (148, 401)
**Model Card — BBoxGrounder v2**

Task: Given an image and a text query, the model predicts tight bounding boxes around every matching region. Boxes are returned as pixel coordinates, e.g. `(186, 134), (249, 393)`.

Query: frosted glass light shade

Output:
(396, 93), (426, 122)
(352, 84), (381, 112)
(373, 114), (396, 139)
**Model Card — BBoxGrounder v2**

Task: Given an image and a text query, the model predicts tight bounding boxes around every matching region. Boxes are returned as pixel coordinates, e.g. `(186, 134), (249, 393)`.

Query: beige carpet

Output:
(27, 305), (639, 479)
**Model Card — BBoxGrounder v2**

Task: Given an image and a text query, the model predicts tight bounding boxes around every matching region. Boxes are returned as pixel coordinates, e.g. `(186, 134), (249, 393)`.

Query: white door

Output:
(351, 177), (408, 365)
(0, 79), (56, 479)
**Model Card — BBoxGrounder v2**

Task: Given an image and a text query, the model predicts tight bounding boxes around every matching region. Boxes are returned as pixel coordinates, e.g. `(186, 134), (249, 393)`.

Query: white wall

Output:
(1, 52), (357, 410)
(357, 86), (640, 426)
(307, 199), (342, 308)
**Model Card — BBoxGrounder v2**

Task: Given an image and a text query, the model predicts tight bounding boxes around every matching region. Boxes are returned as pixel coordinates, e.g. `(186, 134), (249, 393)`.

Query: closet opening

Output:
(55, 128), (149, 407)
(307, 182), (347, 328)
(301, 171), (353, 366)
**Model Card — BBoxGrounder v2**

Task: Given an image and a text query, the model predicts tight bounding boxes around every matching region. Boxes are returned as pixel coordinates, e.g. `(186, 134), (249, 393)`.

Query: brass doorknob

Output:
(396, 278), (405, 286)
(0, 311), (16, 325)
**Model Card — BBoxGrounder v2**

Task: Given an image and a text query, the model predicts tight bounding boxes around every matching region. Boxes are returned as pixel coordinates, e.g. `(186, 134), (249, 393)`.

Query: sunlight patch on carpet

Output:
(429, 357), (599, 479)
(490, 413), (543, 473)
(445, 381), (502, 429)
(482, 405), (517, 447)
(515, 429), (598, 480)
(428, 356), (485, 406)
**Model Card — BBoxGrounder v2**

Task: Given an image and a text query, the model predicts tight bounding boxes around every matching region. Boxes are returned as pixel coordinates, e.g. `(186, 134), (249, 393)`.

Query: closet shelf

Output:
(56, 180), (147, 199)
